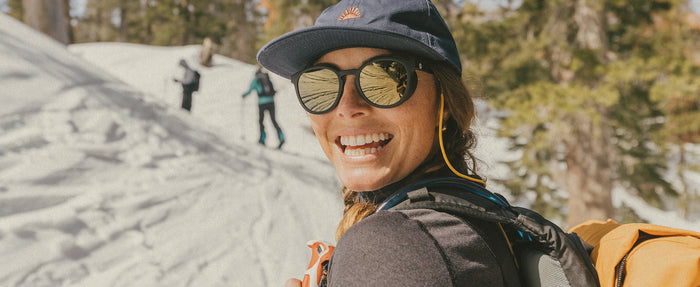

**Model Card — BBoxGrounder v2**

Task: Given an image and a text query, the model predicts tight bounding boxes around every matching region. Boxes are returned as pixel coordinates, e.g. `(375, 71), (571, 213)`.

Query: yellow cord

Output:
(438, 94), (518, 268)
(438, 92), (487, 187)
(498, 222), (519, 269)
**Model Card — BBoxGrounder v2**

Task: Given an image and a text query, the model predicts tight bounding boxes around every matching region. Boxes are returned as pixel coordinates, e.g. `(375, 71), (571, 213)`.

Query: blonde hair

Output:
(334, 62), (481, 241)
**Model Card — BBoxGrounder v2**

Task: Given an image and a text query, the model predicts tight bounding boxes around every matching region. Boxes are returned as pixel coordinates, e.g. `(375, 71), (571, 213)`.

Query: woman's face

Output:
(308, 47), (440, 191)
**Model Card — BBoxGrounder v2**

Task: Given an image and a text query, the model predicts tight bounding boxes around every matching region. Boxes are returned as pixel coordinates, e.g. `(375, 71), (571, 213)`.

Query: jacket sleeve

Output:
(327, 209), (507, 287)
(242, 78), (260, 97)
(182, 68), (195, 85)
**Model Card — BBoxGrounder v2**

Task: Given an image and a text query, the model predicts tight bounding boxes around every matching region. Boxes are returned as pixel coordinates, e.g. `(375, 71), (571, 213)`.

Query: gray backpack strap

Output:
(379, 177), (600, 287)
(406, 187), (430, 202)
(399, 187), (522, 286)
(512, 207), (599, 287)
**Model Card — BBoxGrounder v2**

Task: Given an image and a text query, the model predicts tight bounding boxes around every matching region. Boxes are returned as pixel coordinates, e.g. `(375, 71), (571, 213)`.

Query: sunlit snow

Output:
(0, 14), (340, 287)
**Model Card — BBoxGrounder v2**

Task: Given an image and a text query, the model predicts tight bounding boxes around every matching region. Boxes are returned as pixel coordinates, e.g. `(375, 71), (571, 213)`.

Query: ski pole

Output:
(240, 95), (245, 140)
(302, 240), (334, 287)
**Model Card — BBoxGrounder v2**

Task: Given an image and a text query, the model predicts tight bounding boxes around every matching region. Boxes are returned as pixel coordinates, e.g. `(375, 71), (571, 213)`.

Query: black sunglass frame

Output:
(292, 56), (431, 114)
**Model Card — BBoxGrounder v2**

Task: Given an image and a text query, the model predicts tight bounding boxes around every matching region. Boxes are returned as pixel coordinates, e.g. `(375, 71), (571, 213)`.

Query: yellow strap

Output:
(439, 93), (518, 267)
(497, 222), (519, 269)
(438, 92), (486, 186)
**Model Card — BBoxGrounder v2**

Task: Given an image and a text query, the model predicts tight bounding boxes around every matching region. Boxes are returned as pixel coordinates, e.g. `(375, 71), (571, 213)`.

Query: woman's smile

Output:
(337, 133), (393, 156)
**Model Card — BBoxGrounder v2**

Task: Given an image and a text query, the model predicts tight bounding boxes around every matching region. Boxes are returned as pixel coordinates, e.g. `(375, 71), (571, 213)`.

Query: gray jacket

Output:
(327, 208), (520, 286)
(180, 67), (196, 85)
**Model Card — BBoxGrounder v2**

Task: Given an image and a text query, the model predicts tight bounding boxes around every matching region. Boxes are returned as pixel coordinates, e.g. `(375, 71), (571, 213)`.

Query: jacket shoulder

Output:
(327, 209), (507, 287)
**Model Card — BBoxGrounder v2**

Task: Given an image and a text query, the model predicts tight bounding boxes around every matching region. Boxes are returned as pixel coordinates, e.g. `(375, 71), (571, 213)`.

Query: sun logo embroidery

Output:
(338, 7), (360, 21)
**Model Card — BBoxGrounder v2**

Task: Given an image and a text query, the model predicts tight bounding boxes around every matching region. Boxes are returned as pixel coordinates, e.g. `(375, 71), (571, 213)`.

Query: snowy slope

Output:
(0, 14), (341, 287)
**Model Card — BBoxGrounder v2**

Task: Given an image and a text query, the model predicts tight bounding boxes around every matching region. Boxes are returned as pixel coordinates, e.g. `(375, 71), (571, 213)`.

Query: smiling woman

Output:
(256, 0), (593, 286)
(256, 1), (512, 286)
(303, 47), (442, 194)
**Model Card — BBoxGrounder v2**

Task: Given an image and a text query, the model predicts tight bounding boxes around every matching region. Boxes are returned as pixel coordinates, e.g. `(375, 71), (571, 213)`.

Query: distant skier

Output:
(173, 59), (200, 112)
(242, 67), (285, 148)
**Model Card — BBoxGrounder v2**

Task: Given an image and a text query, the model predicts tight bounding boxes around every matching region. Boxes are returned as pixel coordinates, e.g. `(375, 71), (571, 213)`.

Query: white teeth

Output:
(340, 133), (392, 147)
(341, 133), (389, 156)
(343, 146), (383, 156)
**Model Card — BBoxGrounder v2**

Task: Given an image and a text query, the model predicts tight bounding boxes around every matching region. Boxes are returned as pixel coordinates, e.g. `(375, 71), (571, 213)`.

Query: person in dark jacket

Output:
(173, 59), (197, 112)
(242, 67), (285, 148)
(258, 0), (524, 286)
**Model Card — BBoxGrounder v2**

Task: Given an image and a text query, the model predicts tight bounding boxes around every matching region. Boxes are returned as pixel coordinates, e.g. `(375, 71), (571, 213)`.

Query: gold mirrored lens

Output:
(298, 68), (340, 112)
(359, 60), (408, 106)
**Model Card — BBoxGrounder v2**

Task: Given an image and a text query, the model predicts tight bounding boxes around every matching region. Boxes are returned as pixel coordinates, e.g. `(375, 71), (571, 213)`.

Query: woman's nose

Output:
(335, 75), (370, 118)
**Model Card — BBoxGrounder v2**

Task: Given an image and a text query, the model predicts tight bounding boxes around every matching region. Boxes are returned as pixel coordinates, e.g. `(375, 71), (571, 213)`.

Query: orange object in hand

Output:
(301, 240), (335, 287)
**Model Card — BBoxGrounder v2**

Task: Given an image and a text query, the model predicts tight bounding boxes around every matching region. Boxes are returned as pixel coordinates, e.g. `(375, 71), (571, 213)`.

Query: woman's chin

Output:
(339, 172), (389, 192)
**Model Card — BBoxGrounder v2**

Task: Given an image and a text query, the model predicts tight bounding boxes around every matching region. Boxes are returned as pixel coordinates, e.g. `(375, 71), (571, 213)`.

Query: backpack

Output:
(570, 219), (700, 287)
(378, 177), (600, 287)
(192, 70), (201, 92)
(256, 71), (276, 97)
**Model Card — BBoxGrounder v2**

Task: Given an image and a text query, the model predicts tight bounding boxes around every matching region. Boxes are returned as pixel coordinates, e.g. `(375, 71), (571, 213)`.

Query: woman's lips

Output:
(337, 133), (393, 156)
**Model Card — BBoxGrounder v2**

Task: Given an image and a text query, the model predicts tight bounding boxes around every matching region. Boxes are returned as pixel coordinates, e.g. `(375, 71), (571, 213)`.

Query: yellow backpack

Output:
(570, 219), (700, 287)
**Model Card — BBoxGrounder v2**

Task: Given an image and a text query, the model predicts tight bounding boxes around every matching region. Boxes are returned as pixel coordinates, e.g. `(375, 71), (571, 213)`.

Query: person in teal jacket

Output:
(242, 67), (285, 148)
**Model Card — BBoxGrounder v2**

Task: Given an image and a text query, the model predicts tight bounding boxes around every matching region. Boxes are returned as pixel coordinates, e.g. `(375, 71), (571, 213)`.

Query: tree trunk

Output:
(119, 0), (128, 42)
(62, 0), (73, 43)
(574, 0), (607, 52)
(543, 1), (575, 83)
(179, 0), (191, 45)
(229, 0), (258, 63)
(199, 37), (216, 67)
(565, 115), (615, 228)
(556, 0), (615, 228)
(22, 0), (70, 45)
(678, 144), (690, 219)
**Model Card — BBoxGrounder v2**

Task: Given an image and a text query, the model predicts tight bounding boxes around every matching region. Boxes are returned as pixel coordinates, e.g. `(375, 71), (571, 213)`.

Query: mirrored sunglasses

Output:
(292, 56), (431, 114)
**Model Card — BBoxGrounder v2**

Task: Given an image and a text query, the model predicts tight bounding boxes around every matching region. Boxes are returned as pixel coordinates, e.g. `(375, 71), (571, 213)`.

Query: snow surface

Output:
(0, 14), (341, 287)
(0, 12), (698, 287)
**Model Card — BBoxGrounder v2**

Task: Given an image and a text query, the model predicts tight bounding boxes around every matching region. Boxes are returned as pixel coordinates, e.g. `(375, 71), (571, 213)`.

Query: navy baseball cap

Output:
(256, 0), (461, 79)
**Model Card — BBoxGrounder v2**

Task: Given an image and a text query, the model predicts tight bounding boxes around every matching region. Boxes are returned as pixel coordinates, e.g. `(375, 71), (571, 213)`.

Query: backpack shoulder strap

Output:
(381, 180), (521, 286)
(378, 177), (600, 287)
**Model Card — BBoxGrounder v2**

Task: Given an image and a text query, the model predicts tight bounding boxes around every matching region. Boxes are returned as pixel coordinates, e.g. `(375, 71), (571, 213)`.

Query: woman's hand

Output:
(285, 278), (302, 287)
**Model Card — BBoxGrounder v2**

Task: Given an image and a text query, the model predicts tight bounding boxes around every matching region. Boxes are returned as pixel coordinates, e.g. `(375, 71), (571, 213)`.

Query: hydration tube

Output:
(376, 177), (510, 211)
(438, 92), (487, 187)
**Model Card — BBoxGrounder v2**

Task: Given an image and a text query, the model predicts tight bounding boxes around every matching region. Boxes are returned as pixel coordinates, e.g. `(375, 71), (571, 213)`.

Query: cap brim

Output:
(257, 26), (447, 79)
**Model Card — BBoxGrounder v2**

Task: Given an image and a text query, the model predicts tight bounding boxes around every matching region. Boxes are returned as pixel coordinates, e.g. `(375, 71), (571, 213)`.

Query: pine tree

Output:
(648, 8), (700, 218)
(205, 0), (261, 63)
(14, 0), (71, 44)
(73, 0), (125, 43)
(259, 0), (335, 52)
(6, 0), (23, 21)
(456, 0), (696, 227)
